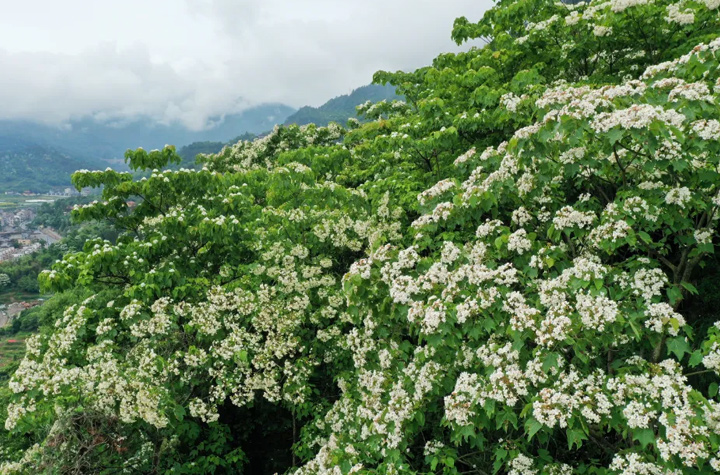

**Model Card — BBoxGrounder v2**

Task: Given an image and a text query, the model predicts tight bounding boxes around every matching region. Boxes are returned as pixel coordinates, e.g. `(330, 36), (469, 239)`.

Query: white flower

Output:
(476, 219), (503, 238)
(588, 220), (631, 245)
(507, 229), (532, 255)
(591, 104), (686, 133)
(500, 92), (523, 112)
(644, 302), (686, 336)
(565, 11), (581, 25)
(509, 454), (537, 475)
(418, 179), (456, 205)
(668, 82), (713, 103)
(576, 293), (619, 331)
(665, 187), (691, 208)
(593, 26), (612, 37)
(691, 120), (720, 140)
(703, 342), (720, 374)
(665, 4), (695, 24)
(611, 0), (649, 12)
(454, 147), (477, 165)
(631, 268), (668, 301)
(440, 241), (462, 265)
(553, 206), (596, 230)
(694, 229), (713, 245)
(512, 206), (533, 226)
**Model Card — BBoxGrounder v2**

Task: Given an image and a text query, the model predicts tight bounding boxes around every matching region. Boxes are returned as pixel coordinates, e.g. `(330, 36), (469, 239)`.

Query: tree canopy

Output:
(2, 0), (720, 473)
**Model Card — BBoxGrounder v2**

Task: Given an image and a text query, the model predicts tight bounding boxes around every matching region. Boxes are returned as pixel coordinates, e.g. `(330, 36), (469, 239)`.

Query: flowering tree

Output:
(300, 35), (720, 475)
(2, 0), (720, 473)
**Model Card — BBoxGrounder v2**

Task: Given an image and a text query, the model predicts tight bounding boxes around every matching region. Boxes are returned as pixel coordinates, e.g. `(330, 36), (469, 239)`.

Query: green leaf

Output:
(494, 236), (504, 250)
(633, 428), (655, 448)
(637, 231), (652, 243)
(688, 350), (704, 367)
(485, 399), (496, 416)
(542, 352), (560, 372)
(626, 232), (637, 246)
(493, 447), (508, 474)
(667, 286), (683, 305)
(526, 418), (544, 441)
(680, 282), (699, 295)
(667, 337), (691, 360)
(566, 428), (587, 449)
(173, 405), (186, 421)
(606, 128), (625, 144)
(710, 383), (719, 398)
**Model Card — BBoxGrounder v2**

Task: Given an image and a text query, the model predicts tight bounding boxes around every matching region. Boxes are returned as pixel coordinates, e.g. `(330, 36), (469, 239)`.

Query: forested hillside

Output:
(284, 84), (399, 126)
(2, 0), (720, 473)
(0, 139), (104, 192)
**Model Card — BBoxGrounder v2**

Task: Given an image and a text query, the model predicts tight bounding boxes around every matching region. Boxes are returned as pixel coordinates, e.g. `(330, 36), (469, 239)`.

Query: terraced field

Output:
(0, 334), (26, 371)
(0, 195), (58, 210)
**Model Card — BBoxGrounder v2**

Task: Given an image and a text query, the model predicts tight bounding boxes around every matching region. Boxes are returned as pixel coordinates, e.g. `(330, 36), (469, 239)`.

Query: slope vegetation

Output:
(2, 0), (720, 473)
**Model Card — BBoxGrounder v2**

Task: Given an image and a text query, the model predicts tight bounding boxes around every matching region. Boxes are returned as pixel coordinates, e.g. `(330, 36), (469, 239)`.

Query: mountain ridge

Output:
(0, 83), (403, 192)
(0, 103), (296, 164)
(283, 84), (399, 127)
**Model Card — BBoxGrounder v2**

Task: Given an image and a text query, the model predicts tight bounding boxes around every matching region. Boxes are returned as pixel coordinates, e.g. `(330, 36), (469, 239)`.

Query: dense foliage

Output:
(2, 0), (720, 473)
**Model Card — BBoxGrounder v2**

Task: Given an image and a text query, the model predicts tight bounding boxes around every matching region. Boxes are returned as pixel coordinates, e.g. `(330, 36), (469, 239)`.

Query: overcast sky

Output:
(0, 0), (491, 130)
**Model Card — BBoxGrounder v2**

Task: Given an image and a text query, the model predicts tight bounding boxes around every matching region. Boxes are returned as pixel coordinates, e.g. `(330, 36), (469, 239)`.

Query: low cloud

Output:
(0, 0), (491, 130)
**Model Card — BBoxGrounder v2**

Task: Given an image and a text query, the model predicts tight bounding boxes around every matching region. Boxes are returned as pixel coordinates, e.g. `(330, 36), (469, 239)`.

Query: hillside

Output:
(0, 103), (295, 164)
(283, 84), (399, 126)
(0, 138), (104, 193)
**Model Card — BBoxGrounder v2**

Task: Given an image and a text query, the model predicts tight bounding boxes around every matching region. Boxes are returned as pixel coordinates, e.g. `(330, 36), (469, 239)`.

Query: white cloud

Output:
(0, 0), (491, 129)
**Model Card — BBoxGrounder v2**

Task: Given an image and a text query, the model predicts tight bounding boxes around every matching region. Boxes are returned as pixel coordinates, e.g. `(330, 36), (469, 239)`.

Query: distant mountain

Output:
(0, 103), (296, 165)
(0, 103), (295, 192)
(176, 85), (402, 168)
(284, 84), (400, 127)
(177, 141), (226, 164)
(0, 138), (105, 193)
